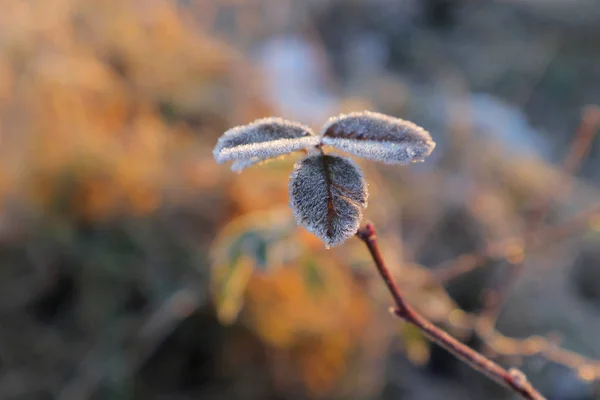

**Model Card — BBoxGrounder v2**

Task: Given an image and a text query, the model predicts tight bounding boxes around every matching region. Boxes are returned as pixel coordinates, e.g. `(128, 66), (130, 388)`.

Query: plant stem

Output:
(356, 223), (546, 400)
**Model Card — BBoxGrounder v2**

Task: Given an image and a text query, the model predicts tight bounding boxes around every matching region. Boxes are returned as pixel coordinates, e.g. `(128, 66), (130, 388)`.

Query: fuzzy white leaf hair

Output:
(289, 154), (368, 248)
(320, 111), (436, 165)
(213, 117), (319, 172)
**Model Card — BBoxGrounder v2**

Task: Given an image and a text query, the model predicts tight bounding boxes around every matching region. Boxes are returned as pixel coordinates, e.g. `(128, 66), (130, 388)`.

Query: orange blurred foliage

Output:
(245, 257), (371, 396)
(0, 0), (269, 222)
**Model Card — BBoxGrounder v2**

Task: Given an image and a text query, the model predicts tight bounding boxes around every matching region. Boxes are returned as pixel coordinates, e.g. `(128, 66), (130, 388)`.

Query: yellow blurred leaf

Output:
(212, 256), (254, 325)
(401, 324), (431, 367)
(209, 209), (300, 325)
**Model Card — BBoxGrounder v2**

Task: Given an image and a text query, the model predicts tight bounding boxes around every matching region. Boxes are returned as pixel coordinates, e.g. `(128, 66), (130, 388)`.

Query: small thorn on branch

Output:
(391, 307), (409, 319)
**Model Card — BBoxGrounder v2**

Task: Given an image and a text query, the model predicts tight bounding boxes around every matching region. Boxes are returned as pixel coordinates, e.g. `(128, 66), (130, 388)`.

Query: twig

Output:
(432, 105), (600, 286)
(527, 105), (600, 230)
(57, 289), (201, 400)
(356, 223), (546, 400)
(473, 315), (600, 382)
(432, 305), (600, 382)
(432, 204), (600, 283)
(481, 105), (600, 320)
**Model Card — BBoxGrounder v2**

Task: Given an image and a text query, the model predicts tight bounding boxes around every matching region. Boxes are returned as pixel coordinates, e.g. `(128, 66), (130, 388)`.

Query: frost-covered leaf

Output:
(320, 111), (436, 165)
(219, 136), (319, 164)
(213, 117), (319, 171)
(289, 154), (368, 248)
(231, 158), (261, 172)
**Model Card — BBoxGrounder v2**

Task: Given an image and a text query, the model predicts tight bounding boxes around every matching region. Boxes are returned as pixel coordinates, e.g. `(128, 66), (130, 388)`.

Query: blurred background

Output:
(0, 0), (599, 399)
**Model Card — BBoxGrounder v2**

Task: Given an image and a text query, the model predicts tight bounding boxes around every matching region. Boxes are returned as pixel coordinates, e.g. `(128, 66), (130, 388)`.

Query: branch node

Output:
(356, 222), (376, 241)
(508, 368), (529, 388)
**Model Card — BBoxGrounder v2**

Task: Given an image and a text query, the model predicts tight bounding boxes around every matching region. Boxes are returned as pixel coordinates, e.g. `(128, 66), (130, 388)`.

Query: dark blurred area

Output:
(0, 0), (599, 399)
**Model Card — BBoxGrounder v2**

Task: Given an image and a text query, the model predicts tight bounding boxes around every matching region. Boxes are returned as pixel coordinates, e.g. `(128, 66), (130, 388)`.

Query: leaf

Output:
(209, 209), (300, 324)
(212, 256), (255, 325)
(320, 111), (436, 165)
(231, 158), (261, 172)
(289, 154), (368, 248)
(302, 259), (327, 295)
(401, 324), (431, 366)
(213, 117), (320, 171)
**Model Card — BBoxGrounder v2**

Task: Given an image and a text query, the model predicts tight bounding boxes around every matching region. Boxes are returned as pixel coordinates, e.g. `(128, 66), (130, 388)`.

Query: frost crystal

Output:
(320, 111), (436, 165)
(213, 117), (318, 171)
(289, 154), (368, 248)
(230, 158), (261, 172)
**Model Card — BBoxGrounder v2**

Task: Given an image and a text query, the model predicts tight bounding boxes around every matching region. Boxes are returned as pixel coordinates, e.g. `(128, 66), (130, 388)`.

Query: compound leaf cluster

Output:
(213, 111), (435, 246)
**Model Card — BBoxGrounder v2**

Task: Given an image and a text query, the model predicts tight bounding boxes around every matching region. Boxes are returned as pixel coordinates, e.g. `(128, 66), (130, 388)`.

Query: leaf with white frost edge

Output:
(289, 154), (368, 248)
(213, 117), (319, 171)
(230, 154), (303, 173)
(320, 111), (436, 165)
(230, 158), (263, 172)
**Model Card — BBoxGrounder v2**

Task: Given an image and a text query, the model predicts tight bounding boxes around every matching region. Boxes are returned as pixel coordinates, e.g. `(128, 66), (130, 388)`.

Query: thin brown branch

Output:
(481, 105), (600, 320)
(433, 105), (600, 287)
(432, 204), (600, 283)
(356, 223), (546, 400)
(480, 260), (524, 322)
(528, 105), (600, 230)
(474, 315), (600, 382)
(433, 305), (600, 382)
(57, 289), (201, 400)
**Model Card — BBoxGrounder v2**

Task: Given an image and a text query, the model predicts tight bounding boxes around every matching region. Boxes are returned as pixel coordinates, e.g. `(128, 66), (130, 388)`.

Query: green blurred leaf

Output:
(209, 209), (300, 324)
(212, 256), (254, 325)
(401, 324), (431, 366)
(228, 231), (269, 270)
(302, 259), (326, 295)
